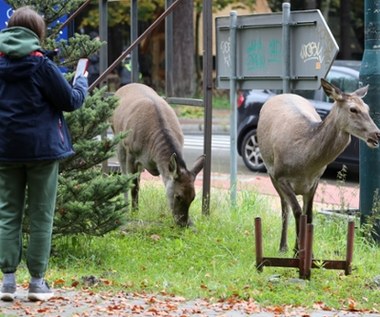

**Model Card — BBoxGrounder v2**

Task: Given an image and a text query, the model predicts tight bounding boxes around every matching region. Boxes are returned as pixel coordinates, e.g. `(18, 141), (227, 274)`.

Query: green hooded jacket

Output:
(0, 26), (41, 58)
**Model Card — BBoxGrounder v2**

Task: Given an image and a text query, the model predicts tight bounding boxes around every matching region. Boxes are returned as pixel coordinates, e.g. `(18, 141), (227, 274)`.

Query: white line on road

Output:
(184, 135), (230, 151)
(103, 133), (231, 151)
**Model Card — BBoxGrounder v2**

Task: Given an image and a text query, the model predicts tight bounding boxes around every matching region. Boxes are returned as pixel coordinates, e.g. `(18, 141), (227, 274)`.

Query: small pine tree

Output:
(5, 0), (134, 236)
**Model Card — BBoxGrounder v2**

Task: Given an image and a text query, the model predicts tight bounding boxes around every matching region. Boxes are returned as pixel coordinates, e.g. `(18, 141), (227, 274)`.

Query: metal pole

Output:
(98, 0), (107, 81)
(359, 0), (380, 242)
(202, 0), (213, 215)
(282, 2), (291, 93)
(229, 11), (238, 207)
(130, 0), (139, 83)
(99, 0), (108, 172)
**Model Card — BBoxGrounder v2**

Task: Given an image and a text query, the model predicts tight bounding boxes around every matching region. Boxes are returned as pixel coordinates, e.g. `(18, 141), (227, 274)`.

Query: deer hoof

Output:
(279, 245), (288, 253)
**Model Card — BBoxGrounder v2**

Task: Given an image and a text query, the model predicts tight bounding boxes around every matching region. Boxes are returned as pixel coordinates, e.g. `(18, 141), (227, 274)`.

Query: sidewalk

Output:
(1, 287), (380, 317)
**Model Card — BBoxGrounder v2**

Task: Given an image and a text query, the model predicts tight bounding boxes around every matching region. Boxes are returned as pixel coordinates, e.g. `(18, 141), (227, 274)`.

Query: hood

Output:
(0, 26), (41, 57)
(0, 27), (44, 81)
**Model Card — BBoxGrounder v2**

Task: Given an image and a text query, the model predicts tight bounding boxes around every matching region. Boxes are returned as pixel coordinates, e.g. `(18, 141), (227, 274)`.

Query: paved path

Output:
(1, 288), (379, 317)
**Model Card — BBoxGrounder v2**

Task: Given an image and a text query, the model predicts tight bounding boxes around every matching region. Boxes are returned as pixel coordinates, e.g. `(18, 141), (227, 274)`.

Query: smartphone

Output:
(73, 58), (89, 85)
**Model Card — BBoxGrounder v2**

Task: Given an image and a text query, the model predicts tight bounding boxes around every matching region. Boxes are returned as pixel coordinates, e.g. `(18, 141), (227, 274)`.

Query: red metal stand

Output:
(255, 215), (355, 279)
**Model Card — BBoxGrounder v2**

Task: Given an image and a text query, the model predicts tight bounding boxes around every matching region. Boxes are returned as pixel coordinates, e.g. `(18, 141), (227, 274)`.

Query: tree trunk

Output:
(304, 0), (318, 9)
(173, 0), (195, 96)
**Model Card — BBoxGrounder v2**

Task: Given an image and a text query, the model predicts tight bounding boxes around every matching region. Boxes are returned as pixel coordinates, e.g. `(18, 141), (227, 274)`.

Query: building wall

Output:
(198, 0), (272, 56)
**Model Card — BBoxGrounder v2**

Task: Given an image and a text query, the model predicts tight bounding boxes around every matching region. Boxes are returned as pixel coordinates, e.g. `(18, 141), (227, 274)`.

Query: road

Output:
(183, 134), (251, 175)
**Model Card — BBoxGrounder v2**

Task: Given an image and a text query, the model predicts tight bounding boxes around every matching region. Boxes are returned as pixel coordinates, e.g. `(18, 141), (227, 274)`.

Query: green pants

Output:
(0, 161), (59, 278)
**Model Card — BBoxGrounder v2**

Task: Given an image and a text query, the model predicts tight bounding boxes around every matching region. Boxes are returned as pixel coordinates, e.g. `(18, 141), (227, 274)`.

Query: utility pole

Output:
(359, 0), (380, 242)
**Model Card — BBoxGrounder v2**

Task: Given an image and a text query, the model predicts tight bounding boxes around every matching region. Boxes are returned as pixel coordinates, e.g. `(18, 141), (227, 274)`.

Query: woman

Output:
(0, 6), (88, 301)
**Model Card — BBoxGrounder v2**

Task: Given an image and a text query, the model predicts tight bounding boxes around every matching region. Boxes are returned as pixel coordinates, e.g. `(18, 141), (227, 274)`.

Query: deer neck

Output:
(311, 108), (351, 165)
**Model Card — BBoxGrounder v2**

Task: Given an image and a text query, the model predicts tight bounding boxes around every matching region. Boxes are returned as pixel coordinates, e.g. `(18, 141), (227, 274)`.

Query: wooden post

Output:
(255, 217), (264, 271)
(304, 224), (313, 279)
(345, 221), (355, 275)
(298, 215), (307, 278)
(253, 217), (352, 279)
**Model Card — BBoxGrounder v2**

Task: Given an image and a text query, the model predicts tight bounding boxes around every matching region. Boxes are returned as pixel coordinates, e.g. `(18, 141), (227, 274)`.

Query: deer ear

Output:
(191, 154), (205, 177)
(168, 153), (179, 179)
(321, 78), (344, 101)
(354, 85), (369, 99)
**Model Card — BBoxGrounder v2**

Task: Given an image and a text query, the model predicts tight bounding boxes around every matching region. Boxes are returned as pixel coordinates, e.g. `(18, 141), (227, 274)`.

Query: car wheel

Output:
(241, 129), (266, 172)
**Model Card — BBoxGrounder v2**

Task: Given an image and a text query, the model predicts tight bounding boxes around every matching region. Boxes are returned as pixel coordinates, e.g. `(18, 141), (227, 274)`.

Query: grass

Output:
(212, 91), (230, 109)
(16, 182), (380, 312)
(173, 105), (204, 118)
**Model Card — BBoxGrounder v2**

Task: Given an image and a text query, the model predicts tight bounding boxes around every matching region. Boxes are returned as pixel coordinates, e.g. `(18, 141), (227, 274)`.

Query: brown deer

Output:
(111, 83), (205, 227)
(257, 78), (380, 253)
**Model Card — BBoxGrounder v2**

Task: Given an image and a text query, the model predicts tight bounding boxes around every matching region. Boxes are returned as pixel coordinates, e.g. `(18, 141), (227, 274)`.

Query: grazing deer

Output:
(111, 83), (205, 227)
(257, 78), (380, 253)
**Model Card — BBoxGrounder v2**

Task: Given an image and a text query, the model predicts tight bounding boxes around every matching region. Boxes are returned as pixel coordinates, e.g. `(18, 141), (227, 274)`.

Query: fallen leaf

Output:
(54, 278), (65, 286)
(71, 280), (79, 287)
(150, 234), (160, 241)
(348, 298), (359, 311)
(99, 278), (112, 285)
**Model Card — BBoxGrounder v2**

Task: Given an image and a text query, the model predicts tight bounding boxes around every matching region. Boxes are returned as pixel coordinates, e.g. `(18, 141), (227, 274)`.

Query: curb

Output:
(179, 121), (230, 135)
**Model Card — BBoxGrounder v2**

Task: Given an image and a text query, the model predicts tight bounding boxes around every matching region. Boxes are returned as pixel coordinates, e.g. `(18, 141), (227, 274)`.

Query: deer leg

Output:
(126, 154), (140, 212)
(274, 179), (303, 255)
(131, 174), (140, 211)
(279, 198), (290, 252)
(117, 144), (127, 174)
(302, 183), (318, 258)
(302, 183), (318, 225)
(270, 176), (293, 253)
(116, 144), (130, 204)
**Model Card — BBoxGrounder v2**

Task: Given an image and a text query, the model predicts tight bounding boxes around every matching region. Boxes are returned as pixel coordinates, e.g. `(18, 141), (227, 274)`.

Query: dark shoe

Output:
(0, 283), (16, 301)
(28, 280), (54, 301)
